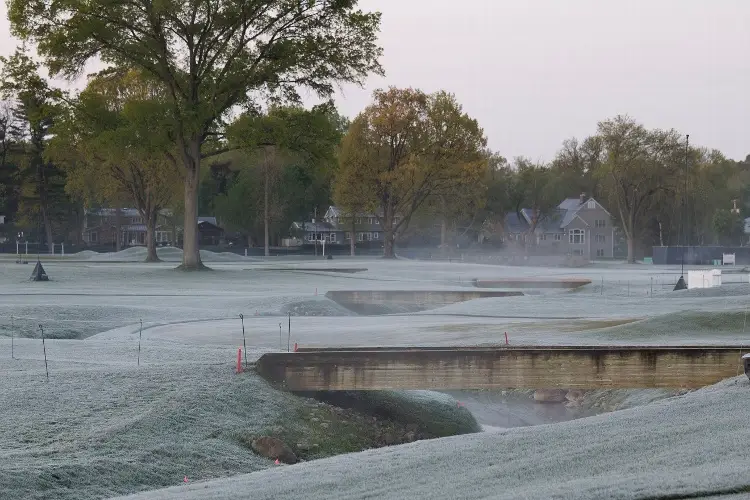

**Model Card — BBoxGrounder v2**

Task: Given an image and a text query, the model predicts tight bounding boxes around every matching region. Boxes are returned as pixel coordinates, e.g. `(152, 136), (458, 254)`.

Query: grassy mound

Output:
(297, 390), (481, 437)
(586, 309), (750, 341)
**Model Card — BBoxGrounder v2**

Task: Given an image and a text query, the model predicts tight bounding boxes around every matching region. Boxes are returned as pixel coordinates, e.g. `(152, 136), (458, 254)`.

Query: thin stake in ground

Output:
(287, 313), (291, 352)
(239, 314), (247, 368)
(137, 319), (143, 366)
(11, 315), (14, 359)
(38, 324), (49, 382)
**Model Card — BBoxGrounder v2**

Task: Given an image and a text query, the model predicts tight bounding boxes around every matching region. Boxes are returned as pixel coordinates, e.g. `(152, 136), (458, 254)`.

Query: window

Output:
(374, 232), (379, 239)
(554, 233), (562, 241)
(329, 233), (336, 243)
(572, 249), (584, 256)
(539, 234), (547, 241)
(307, 234), (314, 241)
(596, 249), (605, 257)
(587, 200), (596, 209)
(374, 218), (379, 225)
(90, 231), (98, 243)
(368, 217), (373, 224)
(357, 233), (364, 242)
(595, 234), (606, 243)
(595, 219), (607, 228)
(356, 217), (362, 224)
(569, 229), (585, 244)
(345, 232), (351, 240)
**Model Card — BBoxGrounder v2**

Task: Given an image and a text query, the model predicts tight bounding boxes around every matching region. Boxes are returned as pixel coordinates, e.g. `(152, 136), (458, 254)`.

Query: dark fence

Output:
(652, 246), (750, 265)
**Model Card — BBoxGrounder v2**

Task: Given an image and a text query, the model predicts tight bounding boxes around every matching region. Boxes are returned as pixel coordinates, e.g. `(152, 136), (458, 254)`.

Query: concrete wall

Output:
(256, 346), (746, 391)
(473, 278), (591, 289)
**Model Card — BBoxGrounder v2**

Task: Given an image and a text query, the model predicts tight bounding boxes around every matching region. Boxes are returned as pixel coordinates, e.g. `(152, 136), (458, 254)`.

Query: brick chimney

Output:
(579, 193), (586, 205)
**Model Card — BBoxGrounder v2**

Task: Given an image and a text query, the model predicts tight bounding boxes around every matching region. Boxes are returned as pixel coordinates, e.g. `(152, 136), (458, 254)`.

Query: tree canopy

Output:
(9, 0), (383, 268)
(48, 69), (181, 261)
(336, 87), (488, 258)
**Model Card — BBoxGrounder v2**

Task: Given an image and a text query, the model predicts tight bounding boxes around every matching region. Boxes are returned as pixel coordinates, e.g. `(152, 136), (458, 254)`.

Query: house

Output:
(82, 208), (175, 247)
(504, 194), (614, 260)
(197, 217), (224, 246)
(287, 206), (394, 247)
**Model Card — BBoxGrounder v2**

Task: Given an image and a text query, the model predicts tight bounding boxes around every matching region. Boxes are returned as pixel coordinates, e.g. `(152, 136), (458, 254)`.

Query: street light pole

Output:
(674, 134), (689, 291)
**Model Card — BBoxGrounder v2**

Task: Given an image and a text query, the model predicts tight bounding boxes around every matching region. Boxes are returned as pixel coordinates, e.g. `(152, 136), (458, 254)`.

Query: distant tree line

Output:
(1, 0), (748, 265)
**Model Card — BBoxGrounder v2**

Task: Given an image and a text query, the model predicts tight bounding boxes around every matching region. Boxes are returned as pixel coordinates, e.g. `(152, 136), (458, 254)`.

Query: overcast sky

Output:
(1, 0), (748, 161)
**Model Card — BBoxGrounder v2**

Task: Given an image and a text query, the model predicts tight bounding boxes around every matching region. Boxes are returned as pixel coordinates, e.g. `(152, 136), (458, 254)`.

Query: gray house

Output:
(287, 206), (394, 247)
(504, 195), (614, 260)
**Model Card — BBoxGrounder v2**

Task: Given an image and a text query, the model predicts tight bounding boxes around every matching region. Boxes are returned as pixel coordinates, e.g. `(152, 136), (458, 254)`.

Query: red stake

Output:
(236, 348), (242, 374)
(293, 342), (298, 352)
(505, 332), (509, 345)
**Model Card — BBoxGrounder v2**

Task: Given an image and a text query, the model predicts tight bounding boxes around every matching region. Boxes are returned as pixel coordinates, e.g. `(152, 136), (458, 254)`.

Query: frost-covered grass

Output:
(115, 377), (750, 500)
(1, 256), (749, 499)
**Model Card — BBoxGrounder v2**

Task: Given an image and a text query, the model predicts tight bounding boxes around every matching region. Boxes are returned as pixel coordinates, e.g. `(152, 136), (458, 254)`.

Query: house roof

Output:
(506, 196), (610, 233)
(325, 205), (385, 219)
(87, 208), (173, 218)
(558, 198), (583, 211)
(504, 212), (530, 234)
(291, 221), (337, 232)
(559, 197), (610, 228)
(197, 216), (218, 226)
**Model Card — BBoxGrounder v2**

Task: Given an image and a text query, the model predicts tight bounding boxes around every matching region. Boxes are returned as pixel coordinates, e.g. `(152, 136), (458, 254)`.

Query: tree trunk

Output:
(263, 145), (273, 257)
(41, 202), (53, 254)
(181, 139), (203, 270)
(383, 199), (396, 259)
(658, 221), (664, 247)
(440, 218), (447, 248)
(37, 166), (53, 254)
(626, 236), (635, 264)
(384, 230), (395, 258)
(350, 217), (356, 257)
(115, 205), (122, 252)
(145, 210), (160, 262)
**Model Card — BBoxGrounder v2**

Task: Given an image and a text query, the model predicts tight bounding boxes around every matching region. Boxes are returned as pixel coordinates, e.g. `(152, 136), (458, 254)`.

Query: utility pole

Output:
(674, 134), (689, 291)
(313, 206), (318, 257)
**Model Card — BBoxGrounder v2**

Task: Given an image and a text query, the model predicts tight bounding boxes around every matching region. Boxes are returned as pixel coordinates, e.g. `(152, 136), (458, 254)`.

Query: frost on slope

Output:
(2, 259), (750, 500)
(114, 377), (750, 500)
(0, 363), (294, 500)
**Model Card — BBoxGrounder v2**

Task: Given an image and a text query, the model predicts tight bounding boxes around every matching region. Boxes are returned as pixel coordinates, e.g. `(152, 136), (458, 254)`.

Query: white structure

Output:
(722, 253), (736, 265)
(687, 269), (722, 289)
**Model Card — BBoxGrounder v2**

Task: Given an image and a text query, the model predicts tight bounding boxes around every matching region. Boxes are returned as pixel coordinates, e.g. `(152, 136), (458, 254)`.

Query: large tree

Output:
(0, 49), (67, 252)
(226, 104), (340, 255)
(508, 157), (560, 247)
(49, 70), (180, 262)
(9, 0), (382, 269)
(337, 87), (487, 258)
(595, 115), (684, 263)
